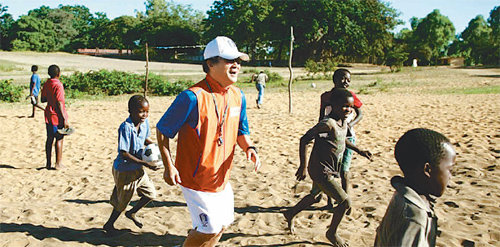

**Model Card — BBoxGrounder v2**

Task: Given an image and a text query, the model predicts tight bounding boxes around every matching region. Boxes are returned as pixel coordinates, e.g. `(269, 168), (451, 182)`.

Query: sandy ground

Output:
(0, 54), (499, 246)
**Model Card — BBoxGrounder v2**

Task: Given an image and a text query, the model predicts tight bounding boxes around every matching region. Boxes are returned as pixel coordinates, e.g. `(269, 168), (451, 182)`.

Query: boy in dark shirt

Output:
(374, 128), (456, 247)
(284, 88), (372, 247)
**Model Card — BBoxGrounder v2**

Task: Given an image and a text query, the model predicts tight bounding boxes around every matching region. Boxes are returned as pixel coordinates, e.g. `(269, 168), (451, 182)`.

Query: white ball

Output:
(310, 83), (316, 88)
(142, 144), (163, 167)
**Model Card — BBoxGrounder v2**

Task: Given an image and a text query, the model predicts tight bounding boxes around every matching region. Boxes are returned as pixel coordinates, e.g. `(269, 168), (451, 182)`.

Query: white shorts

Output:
(180, 183), (235, 234)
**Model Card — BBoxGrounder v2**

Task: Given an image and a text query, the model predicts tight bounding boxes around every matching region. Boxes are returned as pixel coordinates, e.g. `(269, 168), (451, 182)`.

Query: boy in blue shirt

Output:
(103, 95), (160, 235)
(28, 65), (44, 117)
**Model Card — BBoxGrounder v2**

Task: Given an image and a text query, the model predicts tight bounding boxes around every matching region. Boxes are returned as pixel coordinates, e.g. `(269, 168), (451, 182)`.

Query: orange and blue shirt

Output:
(157, 75), (249, 192)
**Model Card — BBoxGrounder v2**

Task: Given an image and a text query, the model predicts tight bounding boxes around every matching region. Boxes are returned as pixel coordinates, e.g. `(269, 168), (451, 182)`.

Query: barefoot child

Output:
(374, 128), (456, 247)
(103, 95), (160, 234)
(319, 68), (363, 209)
(284, 88), (372, 247)
(28, 65), (44, 117)
(40, 65), (69, 170)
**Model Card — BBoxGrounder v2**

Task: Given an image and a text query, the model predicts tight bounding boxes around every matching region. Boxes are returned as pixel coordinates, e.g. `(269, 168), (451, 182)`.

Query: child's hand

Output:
(359, 150), (373, 161)
(145, 161), (160, 171)
(295, 165), (307, 181)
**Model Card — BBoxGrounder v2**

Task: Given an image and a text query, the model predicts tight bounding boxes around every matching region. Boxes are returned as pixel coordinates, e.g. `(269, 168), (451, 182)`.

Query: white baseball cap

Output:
(203, 36), (249, 61)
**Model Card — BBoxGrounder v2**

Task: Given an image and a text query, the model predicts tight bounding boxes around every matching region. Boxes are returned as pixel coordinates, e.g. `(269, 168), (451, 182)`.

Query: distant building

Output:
(438, 57), (465, 67)
(77, 48), (132, 56)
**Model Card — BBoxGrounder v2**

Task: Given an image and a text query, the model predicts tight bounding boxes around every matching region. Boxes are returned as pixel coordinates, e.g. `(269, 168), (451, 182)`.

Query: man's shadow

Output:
(0, 222), (184, 246)
(0, 223), (279, 246)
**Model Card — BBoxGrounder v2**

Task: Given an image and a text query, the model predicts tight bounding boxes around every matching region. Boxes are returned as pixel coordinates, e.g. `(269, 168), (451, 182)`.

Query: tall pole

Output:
(288, 26), (294, 114)
(144, 42), (149, 97)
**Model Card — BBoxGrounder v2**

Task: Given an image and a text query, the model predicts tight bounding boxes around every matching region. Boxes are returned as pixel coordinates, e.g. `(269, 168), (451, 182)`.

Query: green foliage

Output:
(434, 85), (500, 95)
(204, 0), (399, 64)
(460, 15), (492, 65)
(385, 46), (409, 72)
(487, 6), (499, 65)
(0, 79), (24, 102)
(0, 4), (14, 50)
(148, 74), (191, 95)
(0, 60), (18, 72)
(403, 9), (455, 65)
(304, 58), (337, 77)
(137, 0), (203, 45)
(61, 69), (191, 97)
(11, 15), (58, 51)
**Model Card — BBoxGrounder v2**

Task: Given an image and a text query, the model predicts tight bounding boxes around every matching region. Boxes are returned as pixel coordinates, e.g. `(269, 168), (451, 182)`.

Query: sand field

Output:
(0, 52), (499, 246)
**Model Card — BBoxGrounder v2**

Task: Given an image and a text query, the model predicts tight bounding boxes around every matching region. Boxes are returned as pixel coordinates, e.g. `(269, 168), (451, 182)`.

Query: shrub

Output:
(305, 58), (338, 78)
(0, 80), (24, 102)
(61, 70), (192, 98)
(148, 74), (192, 95)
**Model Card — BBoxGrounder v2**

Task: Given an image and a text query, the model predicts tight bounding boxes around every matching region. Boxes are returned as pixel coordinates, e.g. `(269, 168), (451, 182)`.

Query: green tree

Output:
(406, 9), (455, 65)
(460, 15), (492, 65)
(0, 4), (14, 50)
(205, 0), (399, 64)
(106, 16), (141, 49)
(11, 15), (58, 51)
(87, 12), (111, 48)
(134, 0), (204, 60)
(10, 5), (80, 51)
(204, 0), (273, 57)
(59, 5), (94, 50)
(487, 6), (499, 65)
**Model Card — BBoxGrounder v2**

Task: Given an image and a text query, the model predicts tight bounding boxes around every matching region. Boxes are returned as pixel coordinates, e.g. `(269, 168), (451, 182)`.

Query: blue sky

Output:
(1, 0), (498, 34)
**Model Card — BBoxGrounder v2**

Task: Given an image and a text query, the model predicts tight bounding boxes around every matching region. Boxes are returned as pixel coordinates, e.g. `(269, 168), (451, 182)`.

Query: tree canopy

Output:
(0, 1), (497, 66)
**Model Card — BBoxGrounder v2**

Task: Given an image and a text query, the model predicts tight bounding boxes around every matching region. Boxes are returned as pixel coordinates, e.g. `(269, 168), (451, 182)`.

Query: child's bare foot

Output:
(282, 210), (295, 234)
(125, 211), (143, 228)
(326, 229), (348, 247)
(54, 164), (64, 170)
(103, 223), (118, 236)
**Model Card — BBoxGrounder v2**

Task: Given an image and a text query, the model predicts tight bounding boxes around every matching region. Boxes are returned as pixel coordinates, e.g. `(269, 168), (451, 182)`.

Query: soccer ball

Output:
(142, 144), (163, 168)
(310, 83), (316, 88)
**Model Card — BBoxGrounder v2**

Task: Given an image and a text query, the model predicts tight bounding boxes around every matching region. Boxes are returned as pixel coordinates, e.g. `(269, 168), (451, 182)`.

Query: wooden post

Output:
(288, 26), (294, 114)
(144, 43), (149, 97)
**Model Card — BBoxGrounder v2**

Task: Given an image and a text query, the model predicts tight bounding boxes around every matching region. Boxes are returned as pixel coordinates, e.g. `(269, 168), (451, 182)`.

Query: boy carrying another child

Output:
(103, 95), (160, 235)
(374, 128), (456, 247)
(319, 68), (363, 209)
(284, 88), (372, 247)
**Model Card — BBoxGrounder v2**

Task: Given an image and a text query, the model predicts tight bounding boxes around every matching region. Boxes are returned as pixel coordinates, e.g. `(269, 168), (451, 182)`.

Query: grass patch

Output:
(357, 78), (404, 94)
(0, 60), (22, 72)
(432, 85), (500, 95)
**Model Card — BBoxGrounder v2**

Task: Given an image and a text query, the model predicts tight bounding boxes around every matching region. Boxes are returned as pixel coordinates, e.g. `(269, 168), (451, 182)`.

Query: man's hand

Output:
(163, 164), (181, 186)
(295, 165), (307, 181)
(246, 148), (261, 171)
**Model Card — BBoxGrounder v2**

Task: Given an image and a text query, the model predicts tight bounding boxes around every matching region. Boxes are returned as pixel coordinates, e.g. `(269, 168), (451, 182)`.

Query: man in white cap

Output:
(156, 36), (261, 246)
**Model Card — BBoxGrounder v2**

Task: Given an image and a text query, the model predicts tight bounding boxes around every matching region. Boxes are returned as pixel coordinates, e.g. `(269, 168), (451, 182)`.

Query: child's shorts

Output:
(310, 172), (348, 204)
(46, 123), (64, 140)
(341, 136), (356, 172)
(180, 183), (234, 234)
(30, 95), (38, 105)
(109, 167), (157, 212)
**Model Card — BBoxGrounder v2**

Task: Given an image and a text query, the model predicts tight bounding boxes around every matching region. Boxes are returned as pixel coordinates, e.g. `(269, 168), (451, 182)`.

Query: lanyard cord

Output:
(205, 80), (229, 145)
